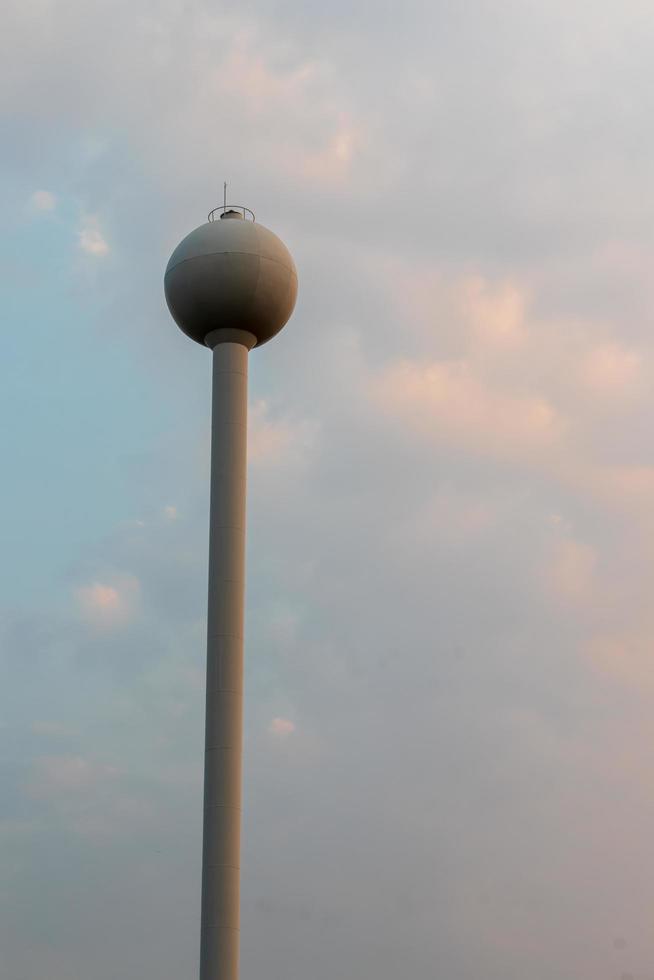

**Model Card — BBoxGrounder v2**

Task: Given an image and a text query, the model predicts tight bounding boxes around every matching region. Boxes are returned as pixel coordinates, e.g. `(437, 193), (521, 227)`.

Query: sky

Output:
(2, 1), (654, 978)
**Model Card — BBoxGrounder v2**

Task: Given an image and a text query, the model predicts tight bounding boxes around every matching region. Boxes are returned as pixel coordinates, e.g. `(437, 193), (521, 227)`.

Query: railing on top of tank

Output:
(208, 205), (256, 222)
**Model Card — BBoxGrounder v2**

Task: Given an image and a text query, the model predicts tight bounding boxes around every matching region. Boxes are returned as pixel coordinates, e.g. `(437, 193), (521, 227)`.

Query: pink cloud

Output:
(583, 631), (654, 693)
(364, 261), (654, 546)
(248, 399), (316, 467)
(580, 342), (641, 395)
(74, 574), (140, 627)
(78, 216), (109, 256)
(370, 358), (563, 461)
(26, 755), (151, 840)
(461, 276), (528, 349)
(542, 537), (598, 607)
(209, 36), (363, 185)
(29, 189), (57, 212)
(269, 717), (296, 737)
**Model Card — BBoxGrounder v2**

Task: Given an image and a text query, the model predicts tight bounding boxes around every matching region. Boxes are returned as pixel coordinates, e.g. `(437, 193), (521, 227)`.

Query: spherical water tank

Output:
(164, 212), (297, 348)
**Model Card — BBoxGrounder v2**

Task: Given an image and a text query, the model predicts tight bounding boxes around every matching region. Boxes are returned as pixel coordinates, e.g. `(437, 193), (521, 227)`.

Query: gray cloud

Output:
(3, 1), (654, 978)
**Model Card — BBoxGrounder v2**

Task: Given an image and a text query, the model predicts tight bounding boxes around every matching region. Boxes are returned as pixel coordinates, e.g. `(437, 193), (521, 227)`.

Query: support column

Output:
(200, 329), (255, 980)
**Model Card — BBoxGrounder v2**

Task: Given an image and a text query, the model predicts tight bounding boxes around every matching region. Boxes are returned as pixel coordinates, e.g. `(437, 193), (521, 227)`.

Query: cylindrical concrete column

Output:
(200, 329), (255, 980)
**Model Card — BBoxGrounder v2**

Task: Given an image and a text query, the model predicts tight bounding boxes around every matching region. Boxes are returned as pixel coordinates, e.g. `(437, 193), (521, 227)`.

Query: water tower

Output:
(164, 202), (298, 980)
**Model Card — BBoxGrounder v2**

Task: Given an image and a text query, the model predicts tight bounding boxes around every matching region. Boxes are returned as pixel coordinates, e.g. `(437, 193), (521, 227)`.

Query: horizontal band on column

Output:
(205, 328), (257, 349)
(200, 925), (241, 935)
(200, 926), (241, 934)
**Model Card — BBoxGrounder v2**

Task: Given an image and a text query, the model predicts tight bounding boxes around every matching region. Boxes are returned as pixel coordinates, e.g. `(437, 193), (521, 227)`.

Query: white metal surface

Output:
(200, 331), (254, 980)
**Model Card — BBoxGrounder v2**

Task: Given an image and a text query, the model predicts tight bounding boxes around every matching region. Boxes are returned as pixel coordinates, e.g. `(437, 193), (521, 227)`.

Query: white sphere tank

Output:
(164, 210), (298, 348)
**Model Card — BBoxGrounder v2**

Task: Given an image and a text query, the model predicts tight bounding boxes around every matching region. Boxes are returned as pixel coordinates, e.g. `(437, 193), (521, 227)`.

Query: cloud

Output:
(74, 575), (140, 627)
(370, 358), (563, 462)
(25, 754), (153, 841)
(542, 536), (598, 607)
(6, 2), (654, 978)
(584, 629), (654, 692)
(292, 113), (363, 184)
(462, 277), (528, 350)
(269, 717), (296, 737)
(31, 721), (76, 738)
(29, 754), (119, 795)
(29, 189), (56, 212)
(580, 342), (641, 395)
(78, 216), (109, 256)
(248, 399), (316, 467)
